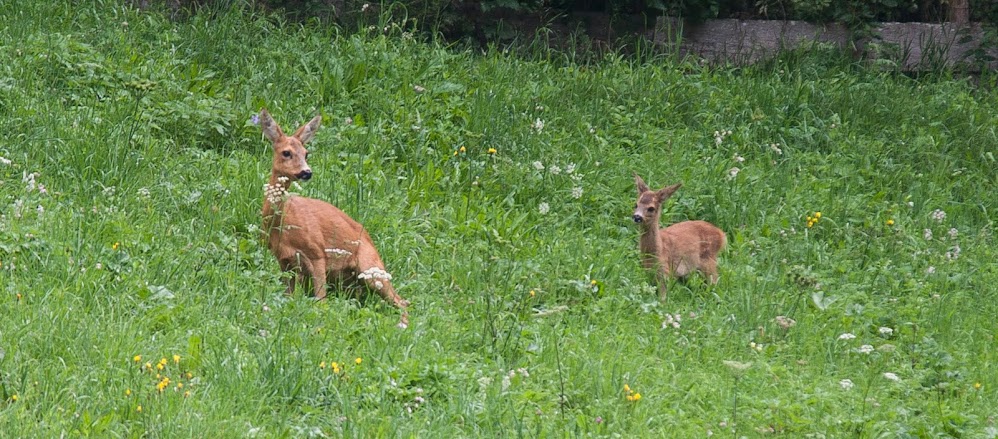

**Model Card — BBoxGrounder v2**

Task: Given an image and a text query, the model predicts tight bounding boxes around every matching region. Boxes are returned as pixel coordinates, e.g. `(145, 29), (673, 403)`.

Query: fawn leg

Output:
(279, 259), (301, 296)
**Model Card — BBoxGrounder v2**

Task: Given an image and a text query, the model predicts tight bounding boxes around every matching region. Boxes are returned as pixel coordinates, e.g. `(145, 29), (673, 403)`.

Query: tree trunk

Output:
(948, 0), (970, 24)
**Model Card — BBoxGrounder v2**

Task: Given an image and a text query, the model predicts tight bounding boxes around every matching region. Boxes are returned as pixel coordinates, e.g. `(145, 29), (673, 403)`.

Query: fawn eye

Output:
(282, 150), (291, 158)
(647, 207), (655, 212)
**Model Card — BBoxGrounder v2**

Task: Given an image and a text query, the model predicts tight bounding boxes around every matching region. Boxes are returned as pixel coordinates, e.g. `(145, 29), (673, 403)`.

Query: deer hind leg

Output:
(355, 245), (410, 327)
(702, 258), (720, 285)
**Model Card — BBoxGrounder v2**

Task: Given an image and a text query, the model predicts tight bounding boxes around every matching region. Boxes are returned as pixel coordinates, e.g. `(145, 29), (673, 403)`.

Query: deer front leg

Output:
(279, 258), (300, 296)
(309, 258), (328, 300)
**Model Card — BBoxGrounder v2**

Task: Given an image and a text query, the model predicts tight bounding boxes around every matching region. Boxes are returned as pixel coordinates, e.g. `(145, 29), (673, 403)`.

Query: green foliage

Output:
(1, 1), (997, 436)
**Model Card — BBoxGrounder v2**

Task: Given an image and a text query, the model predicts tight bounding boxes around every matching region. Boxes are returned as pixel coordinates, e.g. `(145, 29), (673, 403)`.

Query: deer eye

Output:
(647, 207), (655, 212)
(282, 150), (291, 158)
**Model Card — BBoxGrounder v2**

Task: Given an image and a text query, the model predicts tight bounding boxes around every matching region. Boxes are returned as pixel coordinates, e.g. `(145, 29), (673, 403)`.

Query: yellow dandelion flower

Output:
(136, 405), (142, 412)
(623, 384), (631, 393)
(355, 357), (363, 365)
(886, 219), (894, 226)
(529, 290), (536, 297)
(133, 355), (141, 363)
(156, 363), (164, 371)
(975, 382), (982, 390)
(184, 391), (190, 398)
(453, 150), (458, 156)
(591, 280), (597, 286)
(487, 147), (497, 154)
(176, 382), (183, 389)
(186, 372), (193, 379)
(144, 362), (152, 371)
(459, 146), (466, 153)
(815, 212), (822, 219)
(125, 389), (131, 396)
(633, 393), (641, 401)
(173, 355), (181, 364)
(320, 361), (326, 369)
(113, 242), (120, 250)
(11, 394), (18, 402)
(16, 293), (22, 301)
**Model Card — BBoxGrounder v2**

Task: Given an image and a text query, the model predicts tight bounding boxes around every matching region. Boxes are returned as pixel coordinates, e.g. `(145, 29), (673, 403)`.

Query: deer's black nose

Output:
(297, 170), (312, 181)
(633, 215), (643, 223)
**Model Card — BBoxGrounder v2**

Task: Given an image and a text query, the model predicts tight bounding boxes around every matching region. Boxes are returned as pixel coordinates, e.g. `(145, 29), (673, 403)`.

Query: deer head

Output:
(260, 108), (322, 182)
(633, 174), (681, 226)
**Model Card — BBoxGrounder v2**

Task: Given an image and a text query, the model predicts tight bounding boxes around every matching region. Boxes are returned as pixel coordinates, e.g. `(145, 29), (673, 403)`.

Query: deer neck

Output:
(638, 215), (664, 259)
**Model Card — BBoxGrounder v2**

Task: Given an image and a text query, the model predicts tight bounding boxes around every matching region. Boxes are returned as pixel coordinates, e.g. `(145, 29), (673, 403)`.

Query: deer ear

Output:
(293, 115), (322, 144)
(656, 183), (682, 202)
(634, 173), (650, 194)
(259, 109), (284, 144)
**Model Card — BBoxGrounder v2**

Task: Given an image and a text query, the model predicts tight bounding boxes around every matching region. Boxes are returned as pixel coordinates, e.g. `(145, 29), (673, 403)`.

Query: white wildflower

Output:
(325, 248), (353, 257)
(374, 281), (384, 290)
(137, 187), (151, 198)
(516, 368), (529, 377)
(571, 187), (583, 199)
(878, 327), (893, 336)
(357, 267), (392, 281)
(538, 202), (550, 215)
(36, 205), (44, 215)
(774, 315), (796, 330)
(926, 266), (936, 274)
(413, 84), (425, 93)
(727, 167), (740, 179)
(883, 372), (900, 382)
(946, 244), (961, 260)
(564, 163), (576, 174)
(857, 345), (874, 354)
(532, 161), (544, 171)
(549, 165), (561, 175)
(839, 379), (854, 390)
(531, 118), (544, 133)
(948, 228), (958, 240)
(769, 143), (782, 155)
(501, 375), (511, 391)
(931, 209), (946, 222)
(733, 154), (745, 163)
(361, 3), (370, 11)
(923, 228), (933, 240)
(0, 156), (11, 165)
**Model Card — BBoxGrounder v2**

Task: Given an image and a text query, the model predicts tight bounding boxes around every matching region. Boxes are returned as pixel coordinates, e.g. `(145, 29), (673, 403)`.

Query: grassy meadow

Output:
(1, 1), (997, 436)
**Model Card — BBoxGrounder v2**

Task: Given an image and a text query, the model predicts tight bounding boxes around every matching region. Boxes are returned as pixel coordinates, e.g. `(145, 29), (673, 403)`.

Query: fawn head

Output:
(259, 108), (322, 182)
(633, 174), (681, 225)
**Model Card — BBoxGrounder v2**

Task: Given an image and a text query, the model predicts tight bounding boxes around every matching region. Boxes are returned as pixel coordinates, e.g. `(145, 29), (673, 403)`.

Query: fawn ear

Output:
(656, 183), (682, 202)
(259, 109), (284, 144)
(293, 115), (322, 145)
(634, 173), (650, 194)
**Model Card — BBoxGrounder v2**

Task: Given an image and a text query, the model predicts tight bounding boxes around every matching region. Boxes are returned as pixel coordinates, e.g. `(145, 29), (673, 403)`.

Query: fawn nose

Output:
(632, 214), (643, 223)
(297, 170), (312, 181)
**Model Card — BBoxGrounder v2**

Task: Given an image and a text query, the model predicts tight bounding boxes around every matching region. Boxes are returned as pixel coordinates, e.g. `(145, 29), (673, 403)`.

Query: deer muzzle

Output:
(297, 169), (313, 181)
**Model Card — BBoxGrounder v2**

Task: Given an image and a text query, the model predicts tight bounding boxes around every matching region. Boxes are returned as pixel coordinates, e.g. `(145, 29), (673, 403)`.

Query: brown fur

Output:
(633, 174), (726, 300)
(259, 108), (409, 328)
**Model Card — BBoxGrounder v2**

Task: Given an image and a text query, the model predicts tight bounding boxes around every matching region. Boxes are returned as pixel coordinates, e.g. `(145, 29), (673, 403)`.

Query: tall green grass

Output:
(1, 1), (996, 436)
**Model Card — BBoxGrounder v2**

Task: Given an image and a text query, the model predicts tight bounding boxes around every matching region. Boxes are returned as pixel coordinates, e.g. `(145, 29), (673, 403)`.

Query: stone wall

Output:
(653, 17), (997, 71)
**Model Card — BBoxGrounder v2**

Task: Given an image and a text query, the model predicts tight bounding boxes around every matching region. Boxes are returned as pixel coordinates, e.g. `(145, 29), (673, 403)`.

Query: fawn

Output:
(259, 109), (409, 328)
(632, 174), (726, 300)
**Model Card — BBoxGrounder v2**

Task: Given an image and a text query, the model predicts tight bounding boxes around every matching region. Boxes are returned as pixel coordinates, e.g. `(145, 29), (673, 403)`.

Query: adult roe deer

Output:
(259, 108), (409, 328)
(632, 174), (726, 300)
